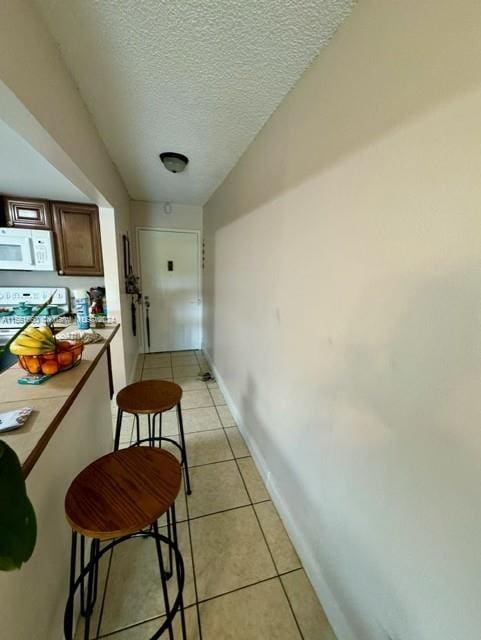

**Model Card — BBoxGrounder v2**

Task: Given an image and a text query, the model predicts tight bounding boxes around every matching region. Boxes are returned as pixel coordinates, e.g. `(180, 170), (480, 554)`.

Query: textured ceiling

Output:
(34, 0), (354, 205)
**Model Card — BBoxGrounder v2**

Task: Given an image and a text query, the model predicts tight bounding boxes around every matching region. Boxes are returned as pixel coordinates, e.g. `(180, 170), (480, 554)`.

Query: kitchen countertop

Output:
(0, 324), (119, 477)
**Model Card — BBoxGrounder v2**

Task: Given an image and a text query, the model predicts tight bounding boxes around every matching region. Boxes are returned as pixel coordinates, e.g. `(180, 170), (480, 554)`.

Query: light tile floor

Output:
(88, 350), (336, 639)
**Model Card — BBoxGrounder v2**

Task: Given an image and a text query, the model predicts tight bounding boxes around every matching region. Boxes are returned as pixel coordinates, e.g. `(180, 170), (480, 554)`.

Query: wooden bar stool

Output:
(64, 447), (187, 640)
(114, 379), (192, 495)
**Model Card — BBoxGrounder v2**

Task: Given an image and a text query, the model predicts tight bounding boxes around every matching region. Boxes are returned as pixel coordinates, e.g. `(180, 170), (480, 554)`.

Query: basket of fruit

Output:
(9, 325), (84, 377)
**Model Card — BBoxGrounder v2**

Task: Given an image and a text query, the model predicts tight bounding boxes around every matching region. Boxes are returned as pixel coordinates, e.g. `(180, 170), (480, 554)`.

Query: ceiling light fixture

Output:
(159, 152), (189, 173)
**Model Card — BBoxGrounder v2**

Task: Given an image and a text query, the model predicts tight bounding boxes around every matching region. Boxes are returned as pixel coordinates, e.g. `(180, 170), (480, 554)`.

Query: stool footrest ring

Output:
(64, 531), (185, 640)
(132, 436), (186, 466)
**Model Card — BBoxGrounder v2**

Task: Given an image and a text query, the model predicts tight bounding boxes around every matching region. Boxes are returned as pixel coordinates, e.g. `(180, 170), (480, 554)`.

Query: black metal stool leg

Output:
(148, 413), (152, 445)
(114, 408), (123, 450)
(79, 537), (100, 617)
(170, 503), (187, 640)
(135, 413), (141, 445)
(153, 521), (174, 640)
(176, 403), (192, 495)
(165, 507), (173, 579)
(152, 412), (162, 447)
(82, 539), (97, 640)
(80, 535), (86, 616)
(89, 539), (100, 615)
(65, 531), (78, 640)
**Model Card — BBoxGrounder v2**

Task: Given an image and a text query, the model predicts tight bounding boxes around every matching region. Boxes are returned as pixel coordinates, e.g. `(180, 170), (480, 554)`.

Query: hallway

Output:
(2, 2), (481, 638)
(77, 350), (336, 639)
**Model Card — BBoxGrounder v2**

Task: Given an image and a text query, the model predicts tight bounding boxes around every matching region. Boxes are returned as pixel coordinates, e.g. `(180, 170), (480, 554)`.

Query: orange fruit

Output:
(56, 340), (72, 351)
(41, 360), (59, 376)
(19, 356), (40, 373)
(26, 357), (41, 374)
(57, 351), (73, 367)
(43, 352), (57, 360)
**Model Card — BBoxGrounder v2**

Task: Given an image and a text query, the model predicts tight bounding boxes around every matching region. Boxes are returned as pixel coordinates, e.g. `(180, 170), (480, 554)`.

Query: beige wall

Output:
(0, 0), (138, 388)
(0, 354), (113, 640)
(131, 200), (203, 233)
(203, 2), (481, 639)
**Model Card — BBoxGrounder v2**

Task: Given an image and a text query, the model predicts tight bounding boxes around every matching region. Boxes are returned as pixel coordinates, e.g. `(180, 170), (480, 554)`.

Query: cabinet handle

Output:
(58, 270), (64, 275)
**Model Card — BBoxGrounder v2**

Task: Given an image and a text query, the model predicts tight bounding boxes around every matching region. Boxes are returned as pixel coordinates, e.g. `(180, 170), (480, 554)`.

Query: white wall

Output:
(131, 200), (203, 352)
(131, 198), (202, 272)
(131, 200), (202, 231)
(0, 0), (138, 388)
(0, 354), (112, 640)
(203, 2), (481, 639)
(0, 271), (104, 295)
(130, 201), (202, 275)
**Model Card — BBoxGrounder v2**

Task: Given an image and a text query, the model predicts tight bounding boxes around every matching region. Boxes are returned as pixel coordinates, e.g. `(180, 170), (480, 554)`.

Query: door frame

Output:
(136, 226), (202, 353)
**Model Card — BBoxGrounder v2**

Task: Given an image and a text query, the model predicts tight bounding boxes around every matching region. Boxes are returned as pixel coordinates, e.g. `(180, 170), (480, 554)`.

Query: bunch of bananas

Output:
(9, 325), (56, 356)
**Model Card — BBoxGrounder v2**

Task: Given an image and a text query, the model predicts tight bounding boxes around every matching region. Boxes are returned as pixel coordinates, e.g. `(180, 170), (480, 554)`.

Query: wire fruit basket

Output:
(18, 340), (84, 376)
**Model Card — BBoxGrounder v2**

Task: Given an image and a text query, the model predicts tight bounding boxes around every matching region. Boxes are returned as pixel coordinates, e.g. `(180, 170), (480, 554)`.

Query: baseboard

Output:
(128, 350), (142, 383)
(203, 349), (357, 640)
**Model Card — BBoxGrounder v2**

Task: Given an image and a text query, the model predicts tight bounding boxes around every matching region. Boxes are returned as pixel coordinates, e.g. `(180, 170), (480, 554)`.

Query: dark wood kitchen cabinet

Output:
(2, 196), (51, 229)
(51, 202), (104, 276)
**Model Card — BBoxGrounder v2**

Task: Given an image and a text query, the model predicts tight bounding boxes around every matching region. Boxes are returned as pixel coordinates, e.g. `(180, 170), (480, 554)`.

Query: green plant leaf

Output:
(0, 441), (37, 571)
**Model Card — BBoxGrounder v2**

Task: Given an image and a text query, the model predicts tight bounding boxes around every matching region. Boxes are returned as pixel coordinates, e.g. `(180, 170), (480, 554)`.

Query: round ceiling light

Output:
(159, 152), (189, 173)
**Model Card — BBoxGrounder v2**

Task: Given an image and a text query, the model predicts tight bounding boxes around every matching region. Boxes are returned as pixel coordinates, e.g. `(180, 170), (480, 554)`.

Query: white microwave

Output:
(0, 228), (55, 271)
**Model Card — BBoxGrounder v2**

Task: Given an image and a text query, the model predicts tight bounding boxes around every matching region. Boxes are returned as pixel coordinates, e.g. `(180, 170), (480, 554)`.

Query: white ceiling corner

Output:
(0, 118), (90, 203)
(34, 0), (354, 205)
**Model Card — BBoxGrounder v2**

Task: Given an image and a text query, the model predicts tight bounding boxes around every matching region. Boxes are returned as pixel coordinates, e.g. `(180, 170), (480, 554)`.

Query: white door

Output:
(138, 228), (201, 353)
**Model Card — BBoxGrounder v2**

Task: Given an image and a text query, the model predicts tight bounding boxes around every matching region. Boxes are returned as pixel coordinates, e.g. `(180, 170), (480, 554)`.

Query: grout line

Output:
(188, 456), (235, 470)
(206, 386), (216, 406)
(184, 384), (249, 637)
(187, 502), (252, 523)
(205, 407), (282, 584)
(195, 574), (281, 607)
(278, 567), (304, 578)
(182, 404), (219, 413)
(209, 399), (306, 640)
(183, 472), (204, 640)
(178, 403), (215, 411)
(128, 426), (227, 444)
(111, 366), (301, 638)
(92, 544), (115, 639)
(96, 604), (198, 639)
(187, 453), (251, 470)
(251, 505), (305, 640)
(188, 457), (236, 470)
(131, 433), (249, 471)
(187, 397), (290, 613)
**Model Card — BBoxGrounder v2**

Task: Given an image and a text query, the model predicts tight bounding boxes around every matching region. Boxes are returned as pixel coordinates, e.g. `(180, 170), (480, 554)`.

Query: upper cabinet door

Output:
(3, 197), (51, 229)
(51, 202), (104, 276)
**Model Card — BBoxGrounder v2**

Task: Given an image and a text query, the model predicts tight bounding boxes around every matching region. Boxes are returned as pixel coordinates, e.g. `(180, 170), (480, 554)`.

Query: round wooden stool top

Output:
(116, 379), (182, 414)
(65, 447), (181, 540)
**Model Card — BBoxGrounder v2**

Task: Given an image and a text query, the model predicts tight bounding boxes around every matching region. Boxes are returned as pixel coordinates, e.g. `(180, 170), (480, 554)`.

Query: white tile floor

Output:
(83, 350), (336, 639)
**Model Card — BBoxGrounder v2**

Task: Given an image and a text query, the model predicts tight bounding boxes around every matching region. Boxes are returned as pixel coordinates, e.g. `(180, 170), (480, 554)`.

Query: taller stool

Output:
(114, 379), (192, 495)
(64, 446), (187, 640)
